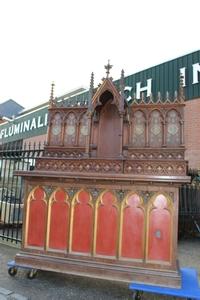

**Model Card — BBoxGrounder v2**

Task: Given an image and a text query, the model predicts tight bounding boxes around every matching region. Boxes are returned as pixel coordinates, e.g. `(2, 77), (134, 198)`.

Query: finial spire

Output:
(121, 69), (124, 81)
(104, 60), (113, 78)
(120, 69), (125, 92)
(119, 69), (125, 113)
(90, 72), (94, 90)
(88, 72), (94, 113)
(49, 82), (55, 107)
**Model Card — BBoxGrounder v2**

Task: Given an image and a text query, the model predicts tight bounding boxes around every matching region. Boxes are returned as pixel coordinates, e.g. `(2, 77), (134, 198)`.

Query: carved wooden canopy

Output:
(35, 66), (188, 181)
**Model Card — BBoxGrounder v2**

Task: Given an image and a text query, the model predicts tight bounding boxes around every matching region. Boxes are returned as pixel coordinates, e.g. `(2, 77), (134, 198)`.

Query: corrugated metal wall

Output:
(67, 50), (200, 102)
(121, 50), (200, 101)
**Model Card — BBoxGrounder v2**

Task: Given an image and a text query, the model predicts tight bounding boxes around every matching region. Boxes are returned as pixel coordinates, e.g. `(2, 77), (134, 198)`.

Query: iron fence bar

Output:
(1, 144), (16, 240)
(10, 146), (23, 243)
(14, 146), (26, 242)
(0, 148), (10, 230)
(2, 143), (18, 240)
(179, 180), (200, 238)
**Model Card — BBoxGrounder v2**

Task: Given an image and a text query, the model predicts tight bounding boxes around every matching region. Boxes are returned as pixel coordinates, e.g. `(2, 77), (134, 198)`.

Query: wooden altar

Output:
(15, 63), (190, 287)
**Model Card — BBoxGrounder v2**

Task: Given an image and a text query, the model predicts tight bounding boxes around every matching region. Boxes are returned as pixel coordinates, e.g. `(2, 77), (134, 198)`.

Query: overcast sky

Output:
(0, 0), (199, 109)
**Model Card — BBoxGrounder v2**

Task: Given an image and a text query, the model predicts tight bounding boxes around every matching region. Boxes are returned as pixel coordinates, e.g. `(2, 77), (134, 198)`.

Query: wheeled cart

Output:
(7, 260), (38, 279)
(129, 267), (200, 300)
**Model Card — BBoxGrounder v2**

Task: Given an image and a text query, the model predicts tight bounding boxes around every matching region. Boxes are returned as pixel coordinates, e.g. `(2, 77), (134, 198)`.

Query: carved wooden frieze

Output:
(44, 149), (85, 158)
(127, 148), (184, 160)
(124, 160), (187, 176)
(35, 157), (187, 176)
(35, 158), (123, 174)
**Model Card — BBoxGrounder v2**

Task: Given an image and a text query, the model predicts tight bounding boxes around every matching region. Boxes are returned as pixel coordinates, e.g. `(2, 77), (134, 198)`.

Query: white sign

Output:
(192, 63), (200, 84)
(0, 113), (48, 140)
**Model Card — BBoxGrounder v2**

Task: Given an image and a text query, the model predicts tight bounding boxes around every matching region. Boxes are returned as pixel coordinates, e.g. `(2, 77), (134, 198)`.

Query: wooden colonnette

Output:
(15, 65), (190, 287)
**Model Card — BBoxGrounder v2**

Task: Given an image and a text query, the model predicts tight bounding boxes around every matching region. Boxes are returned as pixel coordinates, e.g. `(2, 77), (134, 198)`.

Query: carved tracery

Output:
(149, 110), (163, 147)
(79, 113), (89, 146)
(64, 112), (76, 146)
(132, 110), (146, 147)
(166, 109), (181, 146)
(50, 112), (62, 145)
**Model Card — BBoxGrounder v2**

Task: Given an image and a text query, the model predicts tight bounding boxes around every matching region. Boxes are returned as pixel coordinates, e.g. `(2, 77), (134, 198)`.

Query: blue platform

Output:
(129, 268), (200, 299)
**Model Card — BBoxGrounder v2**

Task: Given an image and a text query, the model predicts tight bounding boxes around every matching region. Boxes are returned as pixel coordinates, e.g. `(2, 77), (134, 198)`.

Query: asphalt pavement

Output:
(0, 239), (200, 300)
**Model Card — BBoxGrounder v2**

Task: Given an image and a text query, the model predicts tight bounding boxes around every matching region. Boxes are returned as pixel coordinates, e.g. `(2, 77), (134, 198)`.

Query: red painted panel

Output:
(72, 190), (93, 253)
(121, 194), (144, 259)
(148, 194), (171, 262)
(49, 189), (69, 250)
(96, 192), (118, 256)
(27, 187), (47, 247)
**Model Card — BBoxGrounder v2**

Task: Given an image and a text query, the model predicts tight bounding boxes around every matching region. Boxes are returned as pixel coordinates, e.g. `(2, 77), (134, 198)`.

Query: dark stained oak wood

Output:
(15, 71), (190, 288)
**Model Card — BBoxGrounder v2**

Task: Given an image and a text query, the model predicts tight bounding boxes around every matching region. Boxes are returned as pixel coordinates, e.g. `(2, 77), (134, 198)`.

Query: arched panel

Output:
(27, 187), (47, 248)
(166, 110), (181, 146)
(97, 99), (121, 158)
(147, 194), (172, 262)
(48, 189), (69, 251)
(79, 113), (88, 146)
(149, 110), (163, 147)
(96, 191), (118, 256)
(64, 112), (76, 146)
(121, 193), (144, 259)
(50, 113), (62, 145)
(132, 111), (146, 147)
(72, 190), (93, 253)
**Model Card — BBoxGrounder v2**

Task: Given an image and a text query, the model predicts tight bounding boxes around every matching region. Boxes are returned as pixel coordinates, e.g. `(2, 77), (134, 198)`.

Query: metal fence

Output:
(0, 142), (44, 244)
(179, 178), (200, 238)
(0, 142), (199, 244)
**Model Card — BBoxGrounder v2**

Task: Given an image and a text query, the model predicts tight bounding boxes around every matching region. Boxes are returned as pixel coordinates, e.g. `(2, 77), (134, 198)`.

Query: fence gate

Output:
(0, 142), (44, 244)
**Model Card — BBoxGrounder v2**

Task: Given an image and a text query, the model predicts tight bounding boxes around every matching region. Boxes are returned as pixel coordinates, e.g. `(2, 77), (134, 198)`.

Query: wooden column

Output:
(85, 114), (92, 157)
(180, 120), (184, 146)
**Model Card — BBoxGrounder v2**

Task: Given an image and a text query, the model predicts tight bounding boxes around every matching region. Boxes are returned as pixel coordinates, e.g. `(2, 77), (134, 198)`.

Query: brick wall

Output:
(185, 98), (200, 169)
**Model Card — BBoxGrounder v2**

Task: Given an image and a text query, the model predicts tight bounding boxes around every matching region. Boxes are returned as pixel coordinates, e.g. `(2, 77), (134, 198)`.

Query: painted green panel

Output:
(160, 63), (165, 98)
(168, 61), (173, 100)
(192, 51), (200, 97)
(165, 64), (169, 96)
(126, 50), (200, 101)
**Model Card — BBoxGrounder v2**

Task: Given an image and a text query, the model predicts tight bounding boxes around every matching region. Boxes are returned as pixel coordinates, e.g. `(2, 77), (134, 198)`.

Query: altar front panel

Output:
(23, 179), (178, 270)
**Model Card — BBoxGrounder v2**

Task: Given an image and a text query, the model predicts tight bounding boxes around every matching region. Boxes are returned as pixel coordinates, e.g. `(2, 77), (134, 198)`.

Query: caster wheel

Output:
(27, 269), (37, 279)
(133, 291), (143, 300)
(8, 267), (17, 276)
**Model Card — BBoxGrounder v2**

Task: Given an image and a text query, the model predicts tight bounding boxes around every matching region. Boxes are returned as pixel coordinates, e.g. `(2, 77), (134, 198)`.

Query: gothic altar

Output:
(15, 63), (190, 287)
